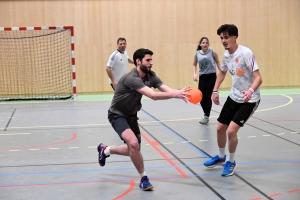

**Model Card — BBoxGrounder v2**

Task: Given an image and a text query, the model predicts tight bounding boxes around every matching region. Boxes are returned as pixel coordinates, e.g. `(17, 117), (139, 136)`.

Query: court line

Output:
(141, 133), (187, 178)
(0, 133), (76, 150)
(0, 133), (31, 136)
(112, 180), (135, 200)
(1, 94), (294, 131)
(141, 109), (273, 200)
(3, 108), (16, 131)
(255, 94), (293, 112)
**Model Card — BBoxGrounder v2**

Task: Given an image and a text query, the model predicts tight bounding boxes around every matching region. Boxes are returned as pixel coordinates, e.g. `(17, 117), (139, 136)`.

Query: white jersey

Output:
(221, 45), (260, 103)
(107, 50), (129, 84)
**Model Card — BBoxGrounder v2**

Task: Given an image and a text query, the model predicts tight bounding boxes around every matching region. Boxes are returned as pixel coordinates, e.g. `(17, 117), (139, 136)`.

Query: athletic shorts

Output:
(218, 96), (260, 127)
(108, 110), (141, 143)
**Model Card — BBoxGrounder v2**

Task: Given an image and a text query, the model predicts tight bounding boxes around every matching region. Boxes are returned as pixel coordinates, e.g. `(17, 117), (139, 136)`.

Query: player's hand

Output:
(178, 87), (190, 103)
(212, 93), (220, 105)
(112, 81), (117, 89)
(193, 75), (198, 82)
(241, 90), (253, 102)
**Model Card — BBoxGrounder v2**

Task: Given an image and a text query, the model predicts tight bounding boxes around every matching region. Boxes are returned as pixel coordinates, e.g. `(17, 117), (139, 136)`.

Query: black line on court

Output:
(139, 124), (226, 200)
(141, 109), (273, 200)
(4, 109), (16, 131)
(212, 109), (300, 147)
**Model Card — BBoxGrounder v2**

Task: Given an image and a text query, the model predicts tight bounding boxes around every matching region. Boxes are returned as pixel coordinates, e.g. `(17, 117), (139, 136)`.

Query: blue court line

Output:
(1, 160), (299, 177)
(140, 110), (209, 158)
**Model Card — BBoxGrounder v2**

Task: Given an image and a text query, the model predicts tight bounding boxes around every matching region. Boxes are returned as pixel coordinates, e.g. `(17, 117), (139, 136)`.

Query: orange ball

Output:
(188, 88), (202, 104)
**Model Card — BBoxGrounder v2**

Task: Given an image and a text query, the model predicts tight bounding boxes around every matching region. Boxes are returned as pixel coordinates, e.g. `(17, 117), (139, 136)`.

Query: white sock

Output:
(228, 152), (235, 163)
(104, 146), (111, 156)
(218, 148), (226, 159)
(140, 171), (147, 178)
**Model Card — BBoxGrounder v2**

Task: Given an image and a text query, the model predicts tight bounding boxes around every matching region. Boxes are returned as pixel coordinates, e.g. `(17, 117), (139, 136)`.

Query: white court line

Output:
(0, 133), (31, 136)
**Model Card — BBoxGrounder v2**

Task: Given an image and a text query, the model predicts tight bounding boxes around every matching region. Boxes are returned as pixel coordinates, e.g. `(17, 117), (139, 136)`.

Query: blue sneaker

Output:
(139, 176), (154, 191)
(97, 143), (110, 167)
(204, 155), (226, 168)
(221, 161), (237, 176)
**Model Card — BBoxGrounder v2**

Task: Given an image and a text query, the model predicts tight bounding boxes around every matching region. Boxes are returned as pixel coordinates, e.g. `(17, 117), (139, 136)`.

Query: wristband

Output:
(249, 88), (254, 93)
(213, 90), (219, 94)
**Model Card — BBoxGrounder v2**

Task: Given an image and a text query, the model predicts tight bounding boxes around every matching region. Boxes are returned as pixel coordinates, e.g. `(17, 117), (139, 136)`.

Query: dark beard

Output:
(140, 64), (150, 74)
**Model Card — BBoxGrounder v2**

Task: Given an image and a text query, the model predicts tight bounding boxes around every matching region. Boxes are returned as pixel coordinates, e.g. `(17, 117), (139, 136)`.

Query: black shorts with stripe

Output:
(218, 96), (260, 127)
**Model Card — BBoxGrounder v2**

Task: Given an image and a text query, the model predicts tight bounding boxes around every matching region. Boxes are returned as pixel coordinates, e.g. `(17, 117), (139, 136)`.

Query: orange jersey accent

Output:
(236, 68), (246, 75)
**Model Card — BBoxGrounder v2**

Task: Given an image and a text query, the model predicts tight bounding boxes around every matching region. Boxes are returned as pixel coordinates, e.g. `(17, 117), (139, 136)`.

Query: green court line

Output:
(1, 88), (299, 104)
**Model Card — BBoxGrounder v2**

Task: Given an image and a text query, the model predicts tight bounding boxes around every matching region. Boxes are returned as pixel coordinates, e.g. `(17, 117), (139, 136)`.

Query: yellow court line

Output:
(163, 142), (173, 144)
(0, 133), (31, 136)
(1, 94), (294, 131)
(256, 94), (293, 112)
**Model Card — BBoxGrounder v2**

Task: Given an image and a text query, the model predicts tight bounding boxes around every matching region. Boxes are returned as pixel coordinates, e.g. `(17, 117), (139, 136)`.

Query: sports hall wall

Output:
(0, 0), (299, 94)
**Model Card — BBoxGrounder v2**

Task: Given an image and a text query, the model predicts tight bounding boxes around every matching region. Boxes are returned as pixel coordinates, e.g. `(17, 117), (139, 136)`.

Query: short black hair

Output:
(217, 24), (238, 37)
(117, 37), (126, 44)
(133, 48), (153, 66)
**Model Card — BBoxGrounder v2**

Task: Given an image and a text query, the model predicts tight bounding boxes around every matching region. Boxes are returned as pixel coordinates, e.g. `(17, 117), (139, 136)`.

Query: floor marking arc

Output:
(0, 133), (76, 150)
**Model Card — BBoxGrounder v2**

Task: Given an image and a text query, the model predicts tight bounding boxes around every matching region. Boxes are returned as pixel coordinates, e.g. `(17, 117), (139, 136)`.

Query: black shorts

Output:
(108, 110), (141, 143)
(218, 96), (260, 127)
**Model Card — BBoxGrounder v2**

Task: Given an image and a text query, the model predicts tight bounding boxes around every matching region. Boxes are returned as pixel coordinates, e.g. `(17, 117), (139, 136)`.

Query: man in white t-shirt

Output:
(106, 37), (134, 90)
(203, 24), (263, 176)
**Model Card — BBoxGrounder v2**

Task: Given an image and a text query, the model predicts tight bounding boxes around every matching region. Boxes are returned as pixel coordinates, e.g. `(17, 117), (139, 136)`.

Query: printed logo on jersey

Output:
(236, 68), (246, 75)
(200, 58), (212, 72)
(235, 58), (239, 64)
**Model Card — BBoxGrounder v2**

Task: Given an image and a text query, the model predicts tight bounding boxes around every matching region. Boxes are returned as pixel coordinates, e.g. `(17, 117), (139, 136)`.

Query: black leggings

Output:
(198, 73), (217, 117)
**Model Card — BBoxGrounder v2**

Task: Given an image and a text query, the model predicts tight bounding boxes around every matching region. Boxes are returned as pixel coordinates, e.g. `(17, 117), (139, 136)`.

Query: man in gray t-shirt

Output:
(97, 48), (189, 191)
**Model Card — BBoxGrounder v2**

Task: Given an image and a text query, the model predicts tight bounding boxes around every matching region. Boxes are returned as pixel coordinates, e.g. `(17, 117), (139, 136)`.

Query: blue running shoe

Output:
(204, 155), (226, 168)
(221, 161), (237, 176)
(139, 176), (154, 191)
(97, 143), (110, 167)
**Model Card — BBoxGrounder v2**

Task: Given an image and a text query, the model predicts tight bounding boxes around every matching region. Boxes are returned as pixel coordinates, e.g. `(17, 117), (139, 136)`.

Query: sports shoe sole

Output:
(204, 162), (225, 168)
(199, 120), (209, 125)
(222, 164), (237, 177)
(141, 185), (154, 191)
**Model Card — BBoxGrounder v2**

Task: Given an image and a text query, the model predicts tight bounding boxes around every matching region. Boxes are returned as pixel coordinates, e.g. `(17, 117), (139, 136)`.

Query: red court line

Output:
(141, 133), (187, 178)
(112, 180), (135, 200)
(0, 133), (76, 150)
(268, 193), (281, 197)
(287, 189), (299, 193)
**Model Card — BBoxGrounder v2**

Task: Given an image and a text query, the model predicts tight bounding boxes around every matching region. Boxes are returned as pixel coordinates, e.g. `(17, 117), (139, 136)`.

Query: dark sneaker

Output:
(97, 143), (109, 167)
(139, 176), (154, 191)
(204, 155), (226, 168)
(221, 161), (237, 176)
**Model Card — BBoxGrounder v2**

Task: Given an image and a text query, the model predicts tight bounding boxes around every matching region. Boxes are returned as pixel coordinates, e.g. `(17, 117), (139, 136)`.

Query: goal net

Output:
(0, 26), (76, 101)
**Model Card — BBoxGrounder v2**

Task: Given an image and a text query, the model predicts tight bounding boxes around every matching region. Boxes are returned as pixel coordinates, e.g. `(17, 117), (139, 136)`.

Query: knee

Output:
(127, 140), (140, 151)
(227, 130), (237, 140)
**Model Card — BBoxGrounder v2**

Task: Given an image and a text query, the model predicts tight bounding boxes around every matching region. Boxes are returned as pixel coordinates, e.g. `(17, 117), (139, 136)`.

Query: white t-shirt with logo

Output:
(221, 45), (260, 103)
(107, 50), (129, 84)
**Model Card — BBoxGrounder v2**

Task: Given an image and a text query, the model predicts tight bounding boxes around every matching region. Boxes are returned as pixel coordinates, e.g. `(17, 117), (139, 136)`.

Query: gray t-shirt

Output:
(196, 49), (217, 75)
(109, 68), (163, 115)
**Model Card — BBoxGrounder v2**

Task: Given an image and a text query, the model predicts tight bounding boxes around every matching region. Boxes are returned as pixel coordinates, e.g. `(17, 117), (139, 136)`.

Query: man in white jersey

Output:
(106, 37), (134, 90)
(203, 24), (263, 176)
